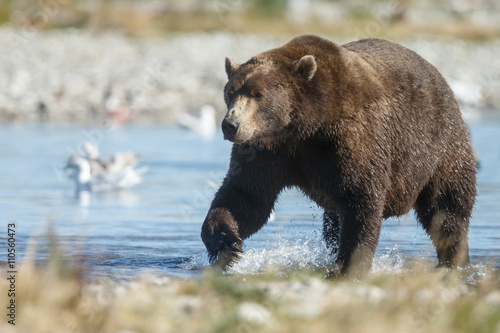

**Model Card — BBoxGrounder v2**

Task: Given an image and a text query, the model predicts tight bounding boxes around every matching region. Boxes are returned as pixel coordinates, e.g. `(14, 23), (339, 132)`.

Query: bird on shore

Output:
(177, 104), (217, 140)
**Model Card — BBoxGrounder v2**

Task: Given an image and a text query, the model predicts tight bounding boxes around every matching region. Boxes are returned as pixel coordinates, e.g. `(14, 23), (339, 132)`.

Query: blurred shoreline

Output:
(1, 27), (499, 124)
(1, 0), (500, 124)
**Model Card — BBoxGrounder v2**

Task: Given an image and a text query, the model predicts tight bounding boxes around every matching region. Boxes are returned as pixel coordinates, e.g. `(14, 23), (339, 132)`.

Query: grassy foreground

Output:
(1, 261), (500, 333)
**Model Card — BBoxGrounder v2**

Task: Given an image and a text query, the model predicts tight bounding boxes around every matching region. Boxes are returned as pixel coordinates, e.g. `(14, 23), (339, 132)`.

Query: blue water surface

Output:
(0, 114), (499, 280)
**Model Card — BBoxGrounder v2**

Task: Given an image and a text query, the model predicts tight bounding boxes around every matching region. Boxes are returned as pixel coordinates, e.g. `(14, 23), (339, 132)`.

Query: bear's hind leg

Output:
(415, 182), (473, 268)
(323, 211), (341, 255)
(417, 208), (470, 267)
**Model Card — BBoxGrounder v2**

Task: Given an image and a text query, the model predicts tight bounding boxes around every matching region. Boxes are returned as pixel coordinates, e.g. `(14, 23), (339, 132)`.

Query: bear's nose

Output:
(222, 118), (240, 141)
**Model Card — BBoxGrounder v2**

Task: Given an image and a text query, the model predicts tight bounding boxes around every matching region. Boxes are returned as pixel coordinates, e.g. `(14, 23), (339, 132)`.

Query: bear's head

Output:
(221, 55), (318, 146)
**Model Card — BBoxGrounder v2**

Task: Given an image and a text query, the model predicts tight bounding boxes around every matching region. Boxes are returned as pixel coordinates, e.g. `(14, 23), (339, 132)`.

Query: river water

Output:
(1, 114), (499, 280)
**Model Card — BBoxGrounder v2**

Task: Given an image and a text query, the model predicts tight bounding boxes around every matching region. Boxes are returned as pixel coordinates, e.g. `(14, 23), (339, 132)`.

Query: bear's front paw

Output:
(211, 239), (244, 269)
(202, 225), (244, 269)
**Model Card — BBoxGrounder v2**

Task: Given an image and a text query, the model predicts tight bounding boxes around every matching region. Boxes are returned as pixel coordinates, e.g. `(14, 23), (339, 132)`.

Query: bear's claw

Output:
(208, 239), (244, 269)
(201, 213), (244, 269)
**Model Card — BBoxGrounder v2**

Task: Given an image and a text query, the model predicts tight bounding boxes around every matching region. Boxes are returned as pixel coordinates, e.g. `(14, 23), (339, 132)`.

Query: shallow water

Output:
(0, 114), (499, 280)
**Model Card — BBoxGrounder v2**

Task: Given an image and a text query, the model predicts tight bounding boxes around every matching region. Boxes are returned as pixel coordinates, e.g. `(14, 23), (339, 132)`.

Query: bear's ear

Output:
(294, 55), (317, 81)
(225, 57), (241, 79)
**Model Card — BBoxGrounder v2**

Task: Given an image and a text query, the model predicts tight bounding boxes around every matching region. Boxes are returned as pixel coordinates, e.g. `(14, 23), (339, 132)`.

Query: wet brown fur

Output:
(201, 35), (477, 278)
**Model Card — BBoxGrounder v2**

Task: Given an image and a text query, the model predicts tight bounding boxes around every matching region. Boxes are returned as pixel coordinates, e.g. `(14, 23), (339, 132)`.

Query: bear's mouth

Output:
(224, 133), (253, 144)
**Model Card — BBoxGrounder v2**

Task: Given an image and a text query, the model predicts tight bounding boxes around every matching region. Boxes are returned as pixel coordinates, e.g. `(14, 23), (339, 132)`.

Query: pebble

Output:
(485, 291), (500, 306)
(175, 295), (202, 315)
(354, 285), (386, 304)
(236, 302), (272, 326)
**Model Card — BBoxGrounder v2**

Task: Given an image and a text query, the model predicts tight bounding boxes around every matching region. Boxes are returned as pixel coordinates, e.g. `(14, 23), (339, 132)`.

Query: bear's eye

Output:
(254, 92), (263, 99)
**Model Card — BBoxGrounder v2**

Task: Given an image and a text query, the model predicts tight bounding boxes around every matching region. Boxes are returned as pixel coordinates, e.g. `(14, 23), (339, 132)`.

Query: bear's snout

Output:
(222, 118), (240, 141)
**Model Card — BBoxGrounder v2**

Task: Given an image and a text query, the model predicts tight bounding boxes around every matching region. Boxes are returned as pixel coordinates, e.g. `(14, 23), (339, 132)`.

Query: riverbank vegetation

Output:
(1, 256), (499, 333)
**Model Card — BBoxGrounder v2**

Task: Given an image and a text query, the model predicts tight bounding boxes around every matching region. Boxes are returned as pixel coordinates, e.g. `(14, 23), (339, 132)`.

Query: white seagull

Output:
(65, 142), (147, 193)
(177, 104), (217, 140)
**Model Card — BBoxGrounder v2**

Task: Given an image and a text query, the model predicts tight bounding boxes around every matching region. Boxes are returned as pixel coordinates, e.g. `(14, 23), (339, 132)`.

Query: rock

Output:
(485, 291), (500, 306)
(354, 285), (386, 304)
(236, 302), (271, 326)
(175, 295), (202, 315)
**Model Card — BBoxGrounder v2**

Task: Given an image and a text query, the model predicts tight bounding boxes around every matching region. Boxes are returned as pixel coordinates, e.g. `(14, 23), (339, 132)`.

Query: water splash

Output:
(371, 245), (408, 275)
(180, 252), (209, 272)
(228, 236), (330, 275)
(181, 238), (496, 282)
(229, 237), (418, 276)
(462, 261), (492, 284)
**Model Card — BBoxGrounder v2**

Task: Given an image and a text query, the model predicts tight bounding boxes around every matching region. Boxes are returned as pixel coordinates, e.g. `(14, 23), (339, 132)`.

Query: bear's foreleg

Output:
(202, 145), (287, 270)
(201, 184), (279, 269)
(323, 211), (341, 255)
(335, 203), (383, 279)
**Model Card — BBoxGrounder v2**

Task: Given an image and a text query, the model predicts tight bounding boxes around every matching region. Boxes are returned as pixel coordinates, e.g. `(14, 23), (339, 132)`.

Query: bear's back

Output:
(341, 38), (453, 100)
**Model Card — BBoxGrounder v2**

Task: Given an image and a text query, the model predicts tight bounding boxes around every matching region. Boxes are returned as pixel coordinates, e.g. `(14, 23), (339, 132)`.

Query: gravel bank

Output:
(0, 27), (498, 123)
(1, 264), (499, 333)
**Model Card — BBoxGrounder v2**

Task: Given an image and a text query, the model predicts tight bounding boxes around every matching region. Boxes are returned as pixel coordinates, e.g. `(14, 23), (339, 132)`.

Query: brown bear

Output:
(201, 35), (477, 278)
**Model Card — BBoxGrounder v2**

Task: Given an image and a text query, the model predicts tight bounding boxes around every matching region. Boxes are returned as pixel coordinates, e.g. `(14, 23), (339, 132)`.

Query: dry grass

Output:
(1, 259), (499, 333)
(60, 11), (500, 40)
(2, 0), (500, 40)
(139, 13), (500, 41)
(0, 1), (11, 24)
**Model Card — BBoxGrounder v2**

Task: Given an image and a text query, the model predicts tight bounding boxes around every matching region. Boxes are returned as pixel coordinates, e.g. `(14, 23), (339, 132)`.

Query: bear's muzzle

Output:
(222, 118), (240, 141)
